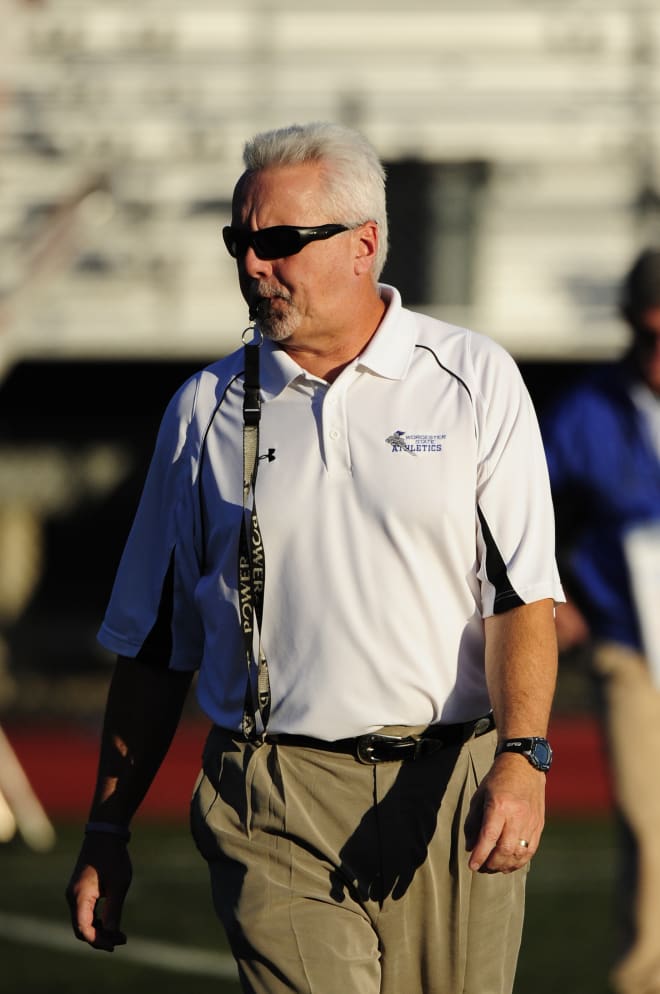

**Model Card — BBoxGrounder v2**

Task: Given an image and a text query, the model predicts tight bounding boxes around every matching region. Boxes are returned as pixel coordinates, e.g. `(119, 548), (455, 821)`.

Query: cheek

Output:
(237, 268), (252, 297)
(278, 249), (351, 313)
(312, 253), (353, 298)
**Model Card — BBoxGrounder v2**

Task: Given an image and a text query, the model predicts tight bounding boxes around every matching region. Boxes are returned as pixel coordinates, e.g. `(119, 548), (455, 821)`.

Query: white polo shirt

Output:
(99, 285), (563, 739)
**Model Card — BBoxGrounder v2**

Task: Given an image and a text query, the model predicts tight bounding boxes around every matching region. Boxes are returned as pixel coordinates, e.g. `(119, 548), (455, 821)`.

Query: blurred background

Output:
(0, 0), (658, 991)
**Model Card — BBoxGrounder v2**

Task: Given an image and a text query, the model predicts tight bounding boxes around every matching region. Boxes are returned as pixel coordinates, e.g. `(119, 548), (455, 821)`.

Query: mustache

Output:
(249, 283), (291, 309)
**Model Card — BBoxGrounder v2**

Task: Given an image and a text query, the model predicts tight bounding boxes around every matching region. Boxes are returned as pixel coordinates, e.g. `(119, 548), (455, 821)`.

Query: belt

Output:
(262, 713), (495, 765)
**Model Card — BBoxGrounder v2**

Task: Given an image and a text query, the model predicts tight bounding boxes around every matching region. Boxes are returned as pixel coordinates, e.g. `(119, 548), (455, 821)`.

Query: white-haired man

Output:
(66, 122), (562, 994)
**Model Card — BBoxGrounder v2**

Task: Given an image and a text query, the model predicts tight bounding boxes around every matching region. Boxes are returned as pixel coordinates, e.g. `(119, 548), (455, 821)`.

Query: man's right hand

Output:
(64, 656), (193, 951)
(65, 833), (133, 951)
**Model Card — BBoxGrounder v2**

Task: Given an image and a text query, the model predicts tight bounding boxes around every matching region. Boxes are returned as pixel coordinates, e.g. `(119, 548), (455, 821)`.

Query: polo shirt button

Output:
(329, 429), (340, 440)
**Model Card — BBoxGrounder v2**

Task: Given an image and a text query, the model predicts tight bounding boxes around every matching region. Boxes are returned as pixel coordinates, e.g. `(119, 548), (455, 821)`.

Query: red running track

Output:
(2, 715), (613, 821)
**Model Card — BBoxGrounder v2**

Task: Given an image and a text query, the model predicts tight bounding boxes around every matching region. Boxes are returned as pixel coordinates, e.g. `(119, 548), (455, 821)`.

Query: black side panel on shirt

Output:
(477, 506), (524, 614)
(135, 551), (175, 666)
(416, 344), (523, 613)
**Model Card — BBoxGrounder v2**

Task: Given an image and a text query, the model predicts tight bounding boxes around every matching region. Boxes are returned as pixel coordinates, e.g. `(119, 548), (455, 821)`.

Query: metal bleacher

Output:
(0, 0), (659, 376)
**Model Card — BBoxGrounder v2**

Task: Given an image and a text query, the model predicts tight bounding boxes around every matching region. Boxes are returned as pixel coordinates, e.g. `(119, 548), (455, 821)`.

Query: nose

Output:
(240, 245), (273, 279)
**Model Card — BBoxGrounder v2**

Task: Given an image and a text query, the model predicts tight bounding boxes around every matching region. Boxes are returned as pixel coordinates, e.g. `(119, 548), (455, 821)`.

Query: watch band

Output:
(495, 736), (553, 772)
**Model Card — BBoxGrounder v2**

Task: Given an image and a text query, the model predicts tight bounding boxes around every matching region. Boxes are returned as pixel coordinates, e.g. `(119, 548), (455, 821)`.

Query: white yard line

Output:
(0, 911), (238, 979)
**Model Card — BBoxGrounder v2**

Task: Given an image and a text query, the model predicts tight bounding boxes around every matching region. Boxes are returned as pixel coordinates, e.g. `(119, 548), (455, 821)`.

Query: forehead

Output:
(232, 162), (329, 226)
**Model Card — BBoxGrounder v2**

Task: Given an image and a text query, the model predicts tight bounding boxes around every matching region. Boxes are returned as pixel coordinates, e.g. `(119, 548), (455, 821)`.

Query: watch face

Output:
(531, 738), (553, 770)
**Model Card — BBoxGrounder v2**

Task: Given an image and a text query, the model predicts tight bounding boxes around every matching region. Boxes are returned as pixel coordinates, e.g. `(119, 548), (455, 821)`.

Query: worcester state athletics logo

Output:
(385, 430), (446, 455)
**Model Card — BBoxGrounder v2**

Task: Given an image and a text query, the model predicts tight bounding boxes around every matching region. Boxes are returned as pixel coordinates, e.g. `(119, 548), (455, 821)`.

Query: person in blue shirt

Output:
(543, 248), (660, 994)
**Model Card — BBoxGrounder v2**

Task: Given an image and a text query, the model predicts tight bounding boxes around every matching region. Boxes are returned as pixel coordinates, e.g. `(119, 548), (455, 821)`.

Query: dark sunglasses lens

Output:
(222, 227), (242, 257)
(253, 227), (302, 260)
(223, 226), (306, 260)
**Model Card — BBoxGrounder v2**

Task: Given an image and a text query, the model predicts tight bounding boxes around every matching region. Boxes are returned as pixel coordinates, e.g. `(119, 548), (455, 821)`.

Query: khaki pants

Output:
(190, 724), (526, 994)
(593, 642), (660, 994)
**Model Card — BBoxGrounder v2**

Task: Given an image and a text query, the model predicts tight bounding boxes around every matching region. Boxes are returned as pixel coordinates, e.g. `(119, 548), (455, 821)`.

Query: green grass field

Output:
(0, 816), (617, 994)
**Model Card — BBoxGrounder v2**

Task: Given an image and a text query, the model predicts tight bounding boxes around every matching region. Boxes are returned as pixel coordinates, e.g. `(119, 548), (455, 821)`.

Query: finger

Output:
(467, 813), (506, 871)
(70, 899), (99, 944)
(66, 882), (124, 951)
(91, 915), (127, 951)
(481, 835), (537, 874)
(65, 877), (100, 945)
(514, 836), (535, 857)
(71, 910), (120, 951)
(68, 898), (118, 951)
(99, 888), (128, 948)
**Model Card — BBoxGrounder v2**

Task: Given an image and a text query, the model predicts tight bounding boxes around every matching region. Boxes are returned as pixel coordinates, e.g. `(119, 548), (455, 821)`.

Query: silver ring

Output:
(519, 839), (529, 848)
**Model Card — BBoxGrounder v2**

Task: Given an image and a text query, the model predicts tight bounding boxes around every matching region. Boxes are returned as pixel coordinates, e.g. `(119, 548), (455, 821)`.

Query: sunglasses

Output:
(222, 223), (351, 261)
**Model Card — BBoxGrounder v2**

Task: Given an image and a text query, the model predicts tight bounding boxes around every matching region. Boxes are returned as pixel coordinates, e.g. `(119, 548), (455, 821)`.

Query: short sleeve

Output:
(97, 377), (204, 669)
(471, 335), (564, 615)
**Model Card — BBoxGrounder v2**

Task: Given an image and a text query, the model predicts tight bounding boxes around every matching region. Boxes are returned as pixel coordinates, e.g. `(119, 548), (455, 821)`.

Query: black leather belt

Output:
(263, 713), (495, 765)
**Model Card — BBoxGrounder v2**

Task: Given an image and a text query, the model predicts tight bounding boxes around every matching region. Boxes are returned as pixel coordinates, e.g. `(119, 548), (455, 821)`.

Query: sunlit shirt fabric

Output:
(98, 285), (563, 739)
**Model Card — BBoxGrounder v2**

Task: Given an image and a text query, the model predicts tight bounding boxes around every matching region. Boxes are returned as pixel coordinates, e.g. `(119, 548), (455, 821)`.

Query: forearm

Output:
(88, 655), (194, 827)
(484, 598), (558, 741)
(466, 599), (557, 872)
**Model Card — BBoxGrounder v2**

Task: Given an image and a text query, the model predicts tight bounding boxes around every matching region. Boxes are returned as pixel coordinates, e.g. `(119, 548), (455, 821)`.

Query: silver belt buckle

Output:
(356, 733), (412, 764)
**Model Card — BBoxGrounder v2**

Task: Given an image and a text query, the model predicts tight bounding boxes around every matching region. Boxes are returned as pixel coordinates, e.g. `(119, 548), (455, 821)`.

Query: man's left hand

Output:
(463, 752), (545, 873)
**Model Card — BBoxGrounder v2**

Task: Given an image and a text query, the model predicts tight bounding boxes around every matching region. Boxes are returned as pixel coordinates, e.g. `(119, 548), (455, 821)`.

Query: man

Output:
(66, 122), (562, 994)
(542, 248), (660, 994)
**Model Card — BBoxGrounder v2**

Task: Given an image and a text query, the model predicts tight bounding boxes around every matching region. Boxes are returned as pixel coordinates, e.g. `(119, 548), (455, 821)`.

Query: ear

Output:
(353, 221), (379, 276)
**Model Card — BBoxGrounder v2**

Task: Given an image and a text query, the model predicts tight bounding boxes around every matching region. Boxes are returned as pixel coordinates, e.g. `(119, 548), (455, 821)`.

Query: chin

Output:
(260, 312), (299, 342)
(262, 325), (294, 343)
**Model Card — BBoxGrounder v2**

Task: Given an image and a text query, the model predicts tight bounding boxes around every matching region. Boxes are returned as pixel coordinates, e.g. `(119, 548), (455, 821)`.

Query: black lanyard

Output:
(239, 327), (271, 739)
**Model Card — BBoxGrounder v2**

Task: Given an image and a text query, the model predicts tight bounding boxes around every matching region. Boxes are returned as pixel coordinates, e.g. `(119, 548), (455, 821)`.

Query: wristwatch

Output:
(495, 736), (553, 772)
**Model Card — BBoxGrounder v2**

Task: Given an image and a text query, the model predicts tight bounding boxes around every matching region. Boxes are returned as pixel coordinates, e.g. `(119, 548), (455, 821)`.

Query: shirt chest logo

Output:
(385, 429), (446, 455)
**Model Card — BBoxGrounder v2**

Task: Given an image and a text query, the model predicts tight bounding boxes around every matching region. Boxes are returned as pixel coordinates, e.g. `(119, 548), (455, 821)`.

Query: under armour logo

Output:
(259, 448), (276, 463)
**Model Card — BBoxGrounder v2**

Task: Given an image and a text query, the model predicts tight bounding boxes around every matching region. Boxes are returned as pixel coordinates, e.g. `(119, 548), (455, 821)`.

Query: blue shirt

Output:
(542, 361), (660, 649)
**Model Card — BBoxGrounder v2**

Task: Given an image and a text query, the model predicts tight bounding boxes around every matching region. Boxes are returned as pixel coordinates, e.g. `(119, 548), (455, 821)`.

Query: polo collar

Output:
(259, 341), (309, 400)
(258, 283), (417, 400)
(357, 284), (417, 380)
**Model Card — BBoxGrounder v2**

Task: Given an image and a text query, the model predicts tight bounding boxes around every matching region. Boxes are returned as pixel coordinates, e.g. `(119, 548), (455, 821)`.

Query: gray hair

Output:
(240, 122), (388, 279)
